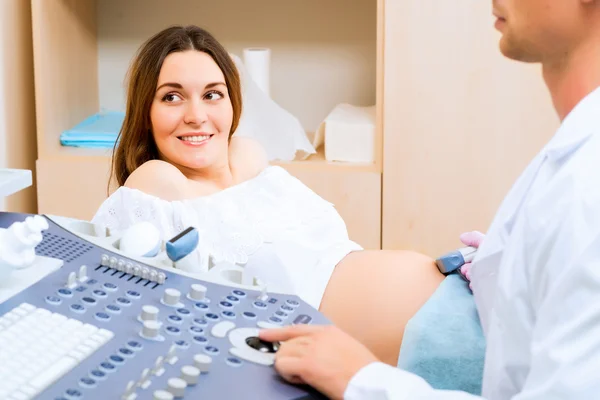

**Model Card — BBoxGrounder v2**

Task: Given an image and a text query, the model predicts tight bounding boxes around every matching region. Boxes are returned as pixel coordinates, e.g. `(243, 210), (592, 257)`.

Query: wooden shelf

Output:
(43, 147), (113, 162)
(44, 142), (380, 174)
(274, 146), (379, 173)
(32, 0), (382, 171)
(31, 0), (384, 249)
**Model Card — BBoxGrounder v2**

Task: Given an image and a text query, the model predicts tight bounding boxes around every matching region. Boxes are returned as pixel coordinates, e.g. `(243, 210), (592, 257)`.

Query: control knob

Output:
(188, 284), (207, 301)
(167, 377), (187, 398)
(153, 390), (173, 400)
(163, 288), (181, 306)
(140, 305), (159, 321)
(180, 365), (200, 385)
(142, 320), (160, 339)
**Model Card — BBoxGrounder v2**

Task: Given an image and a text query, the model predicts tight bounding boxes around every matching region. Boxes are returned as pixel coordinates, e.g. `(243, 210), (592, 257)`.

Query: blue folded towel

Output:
(60, 111), (125, 148)
(397, 273), (486, 395)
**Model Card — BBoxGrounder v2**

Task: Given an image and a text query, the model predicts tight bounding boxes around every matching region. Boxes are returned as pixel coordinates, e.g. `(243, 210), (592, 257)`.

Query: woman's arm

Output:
(124, 159), (188, 201)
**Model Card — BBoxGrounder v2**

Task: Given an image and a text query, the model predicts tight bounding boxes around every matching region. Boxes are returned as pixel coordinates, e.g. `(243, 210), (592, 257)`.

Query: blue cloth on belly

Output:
(396, 273), (486, 395)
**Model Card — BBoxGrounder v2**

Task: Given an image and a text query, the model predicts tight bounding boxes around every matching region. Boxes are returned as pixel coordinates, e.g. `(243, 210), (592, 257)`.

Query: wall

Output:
(0, 0), (38, 213)
(97, 0), (377, 134)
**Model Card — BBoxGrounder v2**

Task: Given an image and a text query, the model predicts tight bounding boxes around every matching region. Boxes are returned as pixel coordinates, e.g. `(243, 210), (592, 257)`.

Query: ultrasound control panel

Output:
(0, 212), (329, 400)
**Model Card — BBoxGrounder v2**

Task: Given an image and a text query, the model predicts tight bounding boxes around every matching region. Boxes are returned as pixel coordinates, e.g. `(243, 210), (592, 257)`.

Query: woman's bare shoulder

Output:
(229, 136), (269, 182)
(124, 160), (187, 201)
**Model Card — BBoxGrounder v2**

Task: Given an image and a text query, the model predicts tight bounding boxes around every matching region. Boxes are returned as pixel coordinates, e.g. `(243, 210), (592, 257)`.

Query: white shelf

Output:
(0, 169), (32, 198)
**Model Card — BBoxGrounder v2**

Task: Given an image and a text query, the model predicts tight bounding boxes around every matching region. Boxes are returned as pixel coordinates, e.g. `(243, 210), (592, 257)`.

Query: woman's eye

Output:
(205, 91), (224, 101)
(163, 93), (182, 102)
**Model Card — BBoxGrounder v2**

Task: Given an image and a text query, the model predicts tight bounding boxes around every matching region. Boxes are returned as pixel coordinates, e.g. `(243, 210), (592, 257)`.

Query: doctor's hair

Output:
(108, 25), (242, 191)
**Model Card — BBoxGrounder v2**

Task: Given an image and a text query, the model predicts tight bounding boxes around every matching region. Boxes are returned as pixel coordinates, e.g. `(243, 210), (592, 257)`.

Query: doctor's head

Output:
(111, 25), (242, 186)
(492, 0), (600, 64)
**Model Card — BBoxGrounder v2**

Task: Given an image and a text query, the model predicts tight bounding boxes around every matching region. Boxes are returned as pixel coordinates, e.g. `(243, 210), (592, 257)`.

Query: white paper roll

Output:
(243, 48), (271, 97)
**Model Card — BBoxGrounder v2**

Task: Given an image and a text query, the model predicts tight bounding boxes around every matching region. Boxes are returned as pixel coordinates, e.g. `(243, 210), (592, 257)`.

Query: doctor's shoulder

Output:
(123, 159), (187, 201)
(229, 136), (269, 183)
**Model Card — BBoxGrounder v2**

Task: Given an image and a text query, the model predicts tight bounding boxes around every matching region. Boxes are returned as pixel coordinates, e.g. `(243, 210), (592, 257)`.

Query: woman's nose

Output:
(183, 99), (208, 126)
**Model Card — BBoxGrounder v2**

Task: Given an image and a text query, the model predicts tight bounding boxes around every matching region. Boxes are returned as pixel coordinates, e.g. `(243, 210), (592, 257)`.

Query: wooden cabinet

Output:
(381, 0), (559, 256)
(0, 0), (37, 214)
(31, 0), (383, 250)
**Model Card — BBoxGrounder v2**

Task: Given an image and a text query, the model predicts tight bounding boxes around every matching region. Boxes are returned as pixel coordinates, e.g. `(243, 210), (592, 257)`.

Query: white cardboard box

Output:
(313, 103), (376, 163)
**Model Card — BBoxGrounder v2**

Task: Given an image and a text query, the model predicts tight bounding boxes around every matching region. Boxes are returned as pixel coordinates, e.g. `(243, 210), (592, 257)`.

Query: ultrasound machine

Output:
(0, 169), (329, 400)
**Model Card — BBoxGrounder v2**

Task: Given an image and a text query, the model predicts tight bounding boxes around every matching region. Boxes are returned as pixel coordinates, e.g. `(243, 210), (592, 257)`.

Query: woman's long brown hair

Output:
(108, 25), (242, 192)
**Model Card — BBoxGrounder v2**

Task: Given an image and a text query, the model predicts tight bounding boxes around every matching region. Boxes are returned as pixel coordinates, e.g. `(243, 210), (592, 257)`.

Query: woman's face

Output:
(150, 50), (233, 174)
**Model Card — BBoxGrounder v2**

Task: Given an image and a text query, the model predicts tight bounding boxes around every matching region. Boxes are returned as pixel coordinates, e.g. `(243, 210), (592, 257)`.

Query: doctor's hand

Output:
(259, 324), (378, 400)
(459, 230), (485, 289)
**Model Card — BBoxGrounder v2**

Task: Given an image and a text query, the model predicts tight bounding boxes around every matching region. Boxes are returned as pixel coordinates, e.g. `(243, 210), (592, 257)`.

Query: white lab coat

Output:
(344, 85), (600, 399)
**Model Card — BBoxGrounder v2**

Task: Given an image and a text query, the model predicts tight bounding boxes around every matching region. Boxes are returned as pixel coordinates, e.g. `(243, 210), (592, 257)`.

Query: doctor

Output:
(260, 0), (600, 398)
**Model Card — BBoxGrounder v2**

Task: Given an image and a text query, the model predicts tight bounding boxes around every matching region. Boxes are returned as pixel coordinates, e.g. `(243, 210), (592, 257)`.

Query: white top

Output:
(345, 87), (600, 399)
(91, 165), (362, 308)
